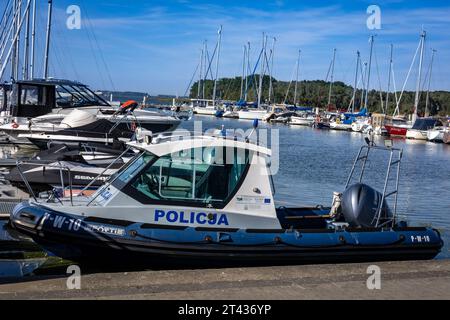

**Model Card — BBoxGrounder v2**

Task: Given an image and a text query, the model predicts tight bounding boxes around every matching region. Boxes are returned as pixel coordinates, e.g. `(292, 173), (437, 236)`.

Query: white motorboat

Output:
(289, 114), (315, 126)
(223, 110), (239, 118)
(351, 119), (371, 133)
(0, 80), (181, 145)
(406, 118), (443, 141)
(426, 127), (445, 142)
(238, 109), (268, 120)
(190, 99), (224, 117)
(329, 121), (353, 131)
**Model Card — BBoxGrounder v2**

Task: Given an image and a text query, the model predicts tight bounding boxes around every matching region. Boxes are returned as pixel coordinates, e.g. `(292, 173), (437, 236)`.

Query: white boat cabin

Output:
(36, 134), (285, 230)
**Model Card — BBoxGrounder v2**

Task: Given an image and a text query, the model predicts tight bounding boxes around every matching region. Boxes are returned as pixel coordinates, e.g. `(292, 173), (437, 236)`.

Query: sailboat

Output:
(238, 34), (271, 121)
(405, 32), (440, 140)
(192, 27), (225, 117)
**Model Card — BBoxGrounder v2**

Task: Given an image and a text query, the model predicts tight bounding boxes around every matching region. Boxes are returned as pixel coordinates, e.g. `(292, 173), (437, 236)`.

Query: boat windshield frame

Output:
(109, 146), (252, 209)
(55, 83), (110, 108)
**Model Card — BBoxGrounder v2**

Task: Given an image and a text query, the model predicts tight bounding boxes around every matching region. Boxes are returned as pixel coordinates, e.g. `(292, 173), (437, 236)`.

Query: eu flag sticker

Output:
(264, 198), (271, 204)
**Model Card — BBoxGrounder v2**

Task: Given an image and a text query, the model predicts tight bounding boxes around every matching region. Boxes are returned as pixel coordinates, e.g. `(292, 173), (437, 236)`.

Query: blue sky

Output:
(4, 0), (450, 95)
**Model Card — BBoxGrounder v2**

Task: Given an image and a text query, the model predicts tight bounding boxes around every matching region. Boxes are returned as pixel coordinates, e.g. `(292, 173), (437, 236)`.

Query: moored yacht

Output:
(0, 79), (181, 145)
(406, 118), (443, 140)
(237, 107), (268, 120)
(289, 112), (315, 126)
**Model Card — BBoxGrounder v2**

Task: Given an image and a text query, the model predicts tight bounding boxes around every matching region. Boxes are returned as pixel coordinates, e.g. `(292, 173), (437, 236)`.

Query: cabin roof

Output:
(13, 78), (88, 87)
(127, 134), (272, 157)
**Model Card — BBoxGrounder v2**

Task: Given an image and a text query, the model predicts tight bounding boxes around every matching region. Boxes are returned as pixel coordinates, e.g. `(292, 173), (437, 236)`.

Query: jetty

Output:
(1, 259), (449, 299)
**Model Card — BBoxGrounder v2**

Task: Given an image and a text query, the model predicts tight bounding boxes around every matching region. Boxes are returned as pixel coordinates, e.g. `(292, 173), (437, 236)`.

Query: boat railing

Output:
(150, 131), (268, 148)
(345, 142), (403, 228)
(15, 160), (75, 206)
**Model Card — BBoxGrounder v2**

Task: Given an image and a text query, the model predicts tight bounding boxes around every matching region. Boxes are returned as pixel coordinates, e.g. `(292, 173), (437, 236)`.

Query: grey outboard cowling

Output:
(341, 183), (392, 228)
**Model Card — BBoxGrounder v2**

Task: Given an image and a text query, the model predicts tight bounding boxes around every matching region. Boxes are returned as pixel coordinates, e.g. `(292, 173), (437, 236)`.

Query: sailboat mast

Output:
(360, 62), (367, 107)
(268, 37), (276, 104)
(14, 0), (21, 80)
(425, 49), (436, 117)
(43, 0), (52, 79)
(294, 49), (301, 106)
(257, 32), (266, 108)
(385, 44), (393, 115)
(29, 0), (36, 79)
(197, 44), (204, 99)
(10, 0), (18, 79)
(413, 30), (426, 123)
(364, 35), (374, 109)
(212, 25), (222, 106)
(245, 42), (250, 101)
(22, 1), (30, 80)
(350, 51), (360, 113)
(327, 48), (336, 107)
(240, 45), (246, 101)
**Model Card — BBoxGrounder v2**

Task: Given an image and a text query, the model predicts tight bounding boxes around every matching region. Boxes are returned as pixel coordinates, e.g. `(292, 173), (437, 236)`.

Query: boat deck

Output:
(1, 259), (449, 299)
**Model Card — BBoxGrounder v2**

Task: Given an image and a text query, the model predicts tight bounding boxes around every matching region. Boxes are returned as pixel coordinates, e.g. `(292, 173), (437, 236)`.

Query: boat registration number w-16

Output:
(44, 213), (126, 236)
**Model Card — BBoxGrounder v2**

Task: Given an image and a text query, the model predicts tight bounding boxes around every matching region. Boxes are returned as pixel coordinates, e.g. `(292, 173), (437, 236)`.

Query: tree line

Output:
(190, 77), (449, 116)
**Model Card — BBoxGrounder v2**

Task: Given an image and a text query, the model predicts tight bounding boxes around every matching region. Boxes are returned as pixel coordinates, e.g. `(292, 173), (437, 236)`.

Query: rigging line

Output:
(184, 60), (200, 97)
(79, 1), (106, 89)
(204, 41), (218, 82)
(0, 0), (13, 45)
(50, 31), (68, 79)
(53, 16), (81, 81)
(51, 21), (73, 80)
(284, 59), (298, 103)
(418, 54), (433, 101)
(82, 1), (115, 91)
(374, 46), (385, 113)
(0, 10), (14, 61)
(242, 47), (263, 102)
(391, 64), (399, 109)
(395, 39), (421, 113)
(0, 0), (13, 26)
(324, 58), (332, 82)
(204, 41), (214, 80)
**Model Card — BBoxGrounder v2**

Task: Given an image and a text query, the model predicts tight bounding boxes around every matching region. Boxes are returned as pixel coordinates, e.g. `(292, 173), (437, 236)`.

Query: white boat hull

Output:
(289, 116), (314, 126)
(406, 129), (428, 140)
(426, 129), (444, 142)
(194, 107), (218, 116)
(237, 110), (267, 120)
(330, 122), (352, 131)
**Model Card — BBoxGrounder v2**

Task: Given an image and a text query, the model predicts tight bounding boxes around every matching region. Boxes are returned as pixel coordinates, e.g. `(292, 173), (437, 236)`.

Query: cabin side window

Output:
(127, 147), (249, 206)
(20, 85), (42, 106)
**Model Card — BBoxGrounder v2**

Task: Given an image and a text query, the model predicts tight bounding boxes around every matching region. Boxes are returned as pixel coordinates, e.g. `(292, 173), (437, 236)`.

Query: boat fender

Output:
(12, 121), (19, 129)
(120, 100), (139, 114)
(330, 191), (342, 218)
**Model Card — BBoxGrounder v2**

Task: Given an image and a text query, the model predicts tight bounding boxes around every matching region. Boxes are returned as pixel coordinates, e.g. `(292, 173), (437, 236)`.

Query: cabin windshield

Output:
(113, 146), (250, 207)
(55, 84), (109, 108)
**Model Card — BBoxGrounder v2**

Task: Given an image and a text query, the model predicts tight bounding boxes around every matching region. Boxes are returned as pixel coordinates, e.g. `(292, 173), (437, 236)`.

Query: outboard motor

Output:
(341, 183), (392, 228)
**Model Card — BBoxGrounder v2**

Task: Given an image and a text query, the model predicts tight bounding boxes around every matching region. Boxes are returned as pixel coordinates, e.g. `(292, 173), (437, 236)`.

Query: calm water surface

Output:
(0, 115), (449, 278)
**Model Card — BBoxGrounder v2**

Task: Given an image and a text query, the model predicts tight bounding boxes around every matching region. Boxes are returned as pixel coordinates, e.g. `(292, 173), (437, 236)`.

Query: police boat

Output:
(9, 128), (444, 266)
